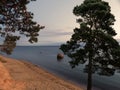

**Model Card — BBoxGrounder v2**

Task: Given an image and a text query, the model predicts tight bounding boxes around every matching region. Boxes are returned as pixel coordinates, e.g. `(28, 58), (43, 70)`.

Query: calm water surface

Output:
(4, 46), (120, 90)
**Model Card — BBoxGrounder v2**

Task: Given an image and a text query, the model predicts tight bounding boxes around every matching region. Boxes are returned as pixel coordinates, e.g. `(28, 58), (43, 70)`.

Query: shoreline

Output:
(0, 55), (83, 90)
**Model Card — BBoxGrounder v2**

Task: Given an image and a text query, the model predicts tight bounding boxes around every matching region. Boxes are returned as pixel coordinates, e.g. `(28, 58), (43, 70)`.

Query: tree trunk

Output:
(87, 57), (92, 90)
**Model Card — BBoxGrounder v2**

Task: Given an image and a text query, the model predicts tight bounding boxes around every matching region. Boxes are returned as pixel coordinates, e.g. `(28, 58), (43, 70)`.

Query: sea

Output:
(3, 46), (120, 90)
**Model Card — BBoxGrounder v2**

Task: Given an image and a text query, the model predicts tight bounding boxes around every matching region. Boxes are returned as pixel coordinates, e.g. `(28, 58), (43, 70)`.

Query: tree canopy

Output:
(0, 0), (44, 54)
(60, 0), (120, 90)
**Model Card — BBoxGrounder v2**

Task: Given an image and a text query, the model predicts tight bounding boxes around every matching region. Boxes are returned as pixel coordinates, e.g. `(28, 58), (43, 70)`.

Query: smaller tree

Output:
(0, 0), (44, 54)
(60, 0), (120, 90)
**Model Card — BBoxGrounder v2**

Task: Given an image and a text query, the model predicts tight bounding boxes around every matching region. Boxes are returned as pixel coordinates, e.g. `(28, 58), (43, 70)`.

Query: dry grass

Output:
(0, 55), (83, 90)
(0, 57), (7, 63)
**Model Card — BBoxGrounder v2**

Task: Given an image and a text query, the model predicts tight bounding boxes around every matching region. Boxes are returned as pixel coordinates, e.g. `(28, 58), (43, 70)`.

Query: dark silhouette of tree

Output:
(0, 0), (44, 54)
(60, 0), (120, 90)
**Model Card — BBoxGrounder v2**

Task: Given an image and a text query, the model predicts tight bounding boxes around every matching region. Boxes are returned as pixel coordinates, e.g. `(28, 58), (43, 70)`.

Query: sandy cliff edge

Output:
(0, 55), (83, 90)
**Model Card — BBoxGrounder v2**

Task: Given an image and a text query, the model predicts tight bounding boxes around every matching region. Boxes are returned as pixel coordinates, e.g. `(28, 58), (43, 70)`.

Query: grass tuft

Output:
(0, 57), (7, 63)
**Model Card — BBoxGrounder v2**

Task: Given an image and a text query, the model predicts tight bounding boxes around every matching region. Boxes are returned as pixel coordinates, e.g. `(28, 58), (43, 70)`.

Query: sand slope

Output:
(0, 56), (83, 90)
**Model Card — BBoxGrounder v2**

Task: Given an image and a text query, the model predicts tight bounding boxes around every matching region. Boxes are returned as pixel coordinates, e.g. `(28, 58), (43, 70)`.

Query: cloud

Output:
(16, 28), (72, 46)
(39, 29), (73, 37)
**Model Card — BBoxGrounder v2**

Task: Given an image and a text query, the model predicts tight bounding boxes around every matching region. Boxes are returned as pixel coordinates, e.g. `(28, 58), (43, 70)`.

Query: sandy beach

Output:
(0, 55), (83, 90)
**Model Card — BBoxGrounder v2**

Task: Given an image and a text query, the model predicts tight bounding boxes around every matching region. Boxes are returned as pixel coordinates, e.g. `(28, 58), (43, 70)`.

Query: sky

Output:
(17, 0), (120, 46)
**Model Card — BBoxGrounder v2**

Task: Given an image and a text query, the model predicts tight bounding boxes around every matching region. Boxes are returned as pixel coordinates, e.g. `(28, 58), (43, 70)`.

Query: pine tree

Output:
(60, 0), (120, 90)
(0, 0), (44, 54)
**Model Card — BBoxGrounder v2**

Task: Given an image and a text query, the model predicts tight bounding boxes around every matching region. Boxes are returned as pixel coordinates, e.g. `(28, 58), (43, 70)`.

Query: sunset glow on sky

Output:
(18, 0), (120, 46)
